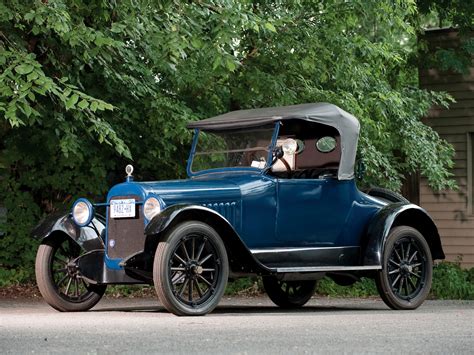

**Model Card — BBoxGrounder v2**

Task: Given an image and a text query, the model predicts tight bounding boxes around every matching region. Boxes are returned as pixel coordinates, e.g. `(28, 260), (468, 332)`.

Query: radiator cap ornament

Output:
(125, 164), (134, 182)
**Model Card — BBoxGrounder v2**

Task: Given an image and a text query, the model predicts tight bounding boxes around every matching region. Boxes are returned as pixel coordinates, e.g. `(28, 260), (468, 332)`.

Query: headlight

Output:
(72, 198), (94, 227)
(144, 197), (161, 220)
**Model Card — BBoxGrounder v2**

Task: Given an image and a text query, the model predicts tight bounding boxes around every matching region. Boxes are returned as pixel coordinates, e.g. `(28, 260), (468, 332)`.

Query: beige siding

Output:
(419, 30), (474, 268)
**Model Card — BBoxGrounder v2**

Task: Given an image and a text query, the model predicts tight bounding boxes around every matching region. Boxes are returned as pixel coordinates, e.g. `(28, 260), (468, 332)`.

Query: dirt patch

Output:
(0, 284), (160, 300)
(0, 283), (42, 300)
(0, 282), (265, 300)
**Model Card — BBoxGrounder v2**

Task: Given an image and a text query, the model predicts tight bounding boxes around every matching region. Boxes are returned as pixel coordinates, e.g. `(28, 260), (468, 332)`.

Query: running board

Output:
(274, 265), (382, 273)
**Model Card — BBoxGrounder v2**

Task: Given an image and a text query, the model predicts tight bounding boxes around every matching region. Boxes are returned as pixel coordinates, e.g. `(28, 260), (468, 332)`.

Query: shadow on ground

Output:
(91, 302), (388, 315)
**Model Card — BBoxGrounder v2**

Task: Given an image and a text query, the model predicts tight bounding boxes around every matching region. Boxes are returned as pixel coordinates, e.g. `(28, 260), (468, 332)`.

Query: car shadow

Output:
(92, 303), (387, 315)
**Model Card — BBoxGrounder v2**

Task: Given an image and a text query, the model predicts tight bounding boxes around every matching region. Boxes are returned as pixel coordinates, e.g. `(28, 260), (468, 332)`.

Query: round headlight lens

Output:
(72, 199), (93, 226)
(144, 197), (161, 220)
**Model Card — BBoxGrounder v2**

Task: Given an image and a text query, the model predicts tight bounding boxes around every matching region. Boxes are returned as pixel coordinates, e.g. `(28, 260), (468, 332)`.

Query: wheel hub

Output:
(67, 261), (78, 277)
(400, 263), (410, 275)
(187, 263), (203, 276)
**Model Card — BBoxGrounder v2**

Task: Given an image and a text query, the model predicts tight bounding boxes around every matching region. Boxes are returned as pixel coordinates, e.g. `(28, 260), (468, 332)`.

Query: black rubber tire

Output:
(153, 221), (229, 316)
(263, 277), (316, 308)
(364, 187), (409, 204)
(35, 235), (106, 312)
(375, 226), (432, 310)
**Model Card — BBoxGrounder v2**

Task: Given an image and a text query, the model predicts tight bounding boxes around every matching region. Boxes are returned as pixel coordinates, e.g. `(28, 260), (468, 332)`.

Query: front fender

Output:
(145, 204), (231, 236)
(31, 211), (104, 251)
(143, 204), (271, 274)
(363, 203), (445, 266)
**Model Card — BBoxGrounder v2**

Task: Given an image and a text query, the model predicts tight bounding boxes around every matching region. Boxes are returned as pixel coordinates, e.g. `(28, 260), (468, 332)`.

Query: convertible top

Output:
(187, 103), (360, 180)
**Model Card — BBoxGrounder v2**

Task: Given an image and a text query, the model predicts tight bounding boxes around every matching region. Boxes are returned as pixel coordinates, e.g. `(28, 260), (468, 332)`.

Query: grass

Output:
(431, 262), (474, 299)
(1, 262), (472, 300)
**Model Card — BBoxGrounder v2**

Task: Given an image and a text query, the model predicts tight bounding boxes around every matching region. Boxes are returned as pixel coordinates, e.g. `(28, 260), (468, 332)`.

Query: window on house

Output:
(468, 133), (474, 215)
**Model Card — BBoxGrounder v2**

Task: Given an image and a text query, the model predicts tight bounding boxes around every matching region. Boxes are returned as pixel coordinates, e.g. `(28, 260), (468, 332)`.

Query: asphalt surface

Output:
(0, 296), (473, 354)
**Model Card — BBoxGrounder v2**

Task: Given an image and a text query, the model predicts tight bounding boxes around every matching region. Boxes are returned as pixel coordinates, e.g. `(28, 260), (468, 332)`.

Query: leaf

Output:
(22, 103), (32, 118)
(90, 101), (98, 112)
(225, 58), (237, 72)
(77, 100), (89, 109)
(190, 38), (202, 49)
(14, 64), (34, 75)
(97, 102), (113, 111)
(65, 94), (79, 109)
(111, 23), (126, 33)
(26, 71), (39, 81)
(264, 22), (277, 33)
(212, 56), (222, 70)
(24, 11), (35, 22)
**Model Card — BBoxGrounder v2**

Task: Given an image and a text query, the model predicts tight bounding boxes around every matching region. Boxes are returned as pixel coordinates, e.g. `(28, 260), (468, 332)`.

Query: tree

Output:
(0, 0), (456, 282)
(416, 0), (474, 74)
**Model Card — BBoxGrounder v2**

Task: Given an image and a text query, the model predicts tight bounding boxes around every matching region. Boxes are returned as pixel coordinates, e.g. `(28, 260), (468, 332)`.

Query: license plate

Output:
(110, 199), (136, 218)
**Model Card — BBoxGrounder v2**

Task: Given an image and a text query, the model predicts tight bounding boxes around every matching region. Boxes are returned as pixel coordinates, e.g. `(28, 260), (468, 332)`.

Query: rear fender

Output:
(143, 204), (270, 274)
(363, 203), (445, 266)
(31, 211), (104, 251)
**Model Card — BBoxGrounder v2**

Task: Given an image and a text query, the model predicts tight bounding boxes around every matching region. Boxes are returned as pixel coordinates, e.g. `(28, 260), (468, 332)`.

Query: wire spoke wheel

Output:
(50, 239), (93, 302)
(263, 277), (316, 308)
(154, 221), (228, 316)
(387, 238), (426, 301)
(375, 226), (432, 310)
(169, 234), (221, 307)
(36, 235), (106, 312)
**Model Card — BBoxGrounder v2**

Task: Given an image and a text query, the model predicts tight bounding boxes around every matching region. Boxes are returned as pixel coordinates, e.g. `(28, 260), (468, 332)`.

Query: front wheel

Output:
(153, 221), (229, 316)
(35, 235), (106, 312)
(263, 277), (316, 308)
(375, 226), (432, 310)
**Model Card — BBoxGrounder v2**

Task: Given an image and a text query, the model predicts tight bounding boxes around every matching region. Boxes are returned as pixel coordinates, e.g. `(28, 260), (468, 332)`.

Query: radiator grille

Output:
(107, 195), (145, 260)
(202, 201), (237, 225)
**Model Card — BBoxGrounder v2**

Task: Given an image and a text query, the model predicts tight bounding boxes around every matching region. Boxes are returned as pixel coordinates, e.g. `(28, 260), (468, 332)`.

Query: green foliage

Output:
(431, 262), (474, 300)
(225, 277), (261, 296)
(0, 267), (31, 287)
(0, 1), (461, 280)
(315, 262), (474, 300)
(417, 0), (474, 74)
(315, 277), (379, 297)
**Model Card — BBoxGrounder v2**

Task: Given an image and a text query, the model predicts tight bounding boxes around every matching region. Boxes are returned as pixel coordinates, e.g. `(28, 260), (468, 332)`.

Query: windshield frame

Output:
(186, 123), (280, 177)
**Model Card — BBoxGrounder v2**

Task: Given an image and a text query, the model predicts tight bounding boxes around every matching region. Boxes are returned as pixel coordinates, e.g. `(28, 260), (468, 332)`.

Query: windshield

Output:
(191, 125), (275, 173)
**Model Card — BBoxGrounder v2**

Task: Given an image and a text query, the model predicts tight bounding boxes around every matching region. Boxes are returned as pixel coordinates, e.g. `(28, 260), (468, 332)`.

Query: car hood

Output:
(106, 173), (255, 206)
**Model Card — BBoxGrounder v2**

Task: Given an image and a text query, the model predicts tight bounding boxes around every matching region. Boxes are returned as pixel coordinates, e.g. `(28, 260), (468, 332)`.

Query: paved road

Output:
(1, 296), (473, 354)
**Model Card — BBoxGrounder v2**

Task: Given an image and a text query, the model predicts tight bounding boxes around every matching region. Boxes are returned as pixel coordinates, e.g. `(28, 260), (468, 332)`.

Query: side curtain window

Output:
(273, 121), (342, 179)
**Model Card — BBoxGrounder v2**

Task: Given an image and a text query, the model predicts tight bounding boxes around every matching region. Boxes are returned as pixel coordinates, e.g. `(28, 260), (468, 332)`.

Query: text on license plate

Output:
(110, 199), (136, 218)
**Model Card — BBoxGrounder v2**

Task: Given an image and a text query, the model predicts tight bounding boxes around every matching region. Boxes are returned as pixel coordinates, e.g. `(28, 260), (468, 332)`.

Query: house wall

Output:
(419, 29), (474, 268)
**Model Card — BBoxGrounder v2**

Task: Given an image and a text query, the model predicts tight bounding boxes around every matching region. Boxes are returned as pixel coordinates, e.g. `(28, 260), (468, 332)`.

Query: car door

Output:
(275, 177), (354, 247)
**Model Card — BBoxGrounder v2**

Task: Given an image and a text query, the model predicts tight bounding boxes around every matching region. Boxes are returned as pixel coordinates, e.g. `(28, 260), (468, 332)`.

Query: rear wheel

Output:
(35, 235), (106, 312)
(263, 277), (316, 308)
(153, 221), (229, 316)
(375, 226), (432, 310)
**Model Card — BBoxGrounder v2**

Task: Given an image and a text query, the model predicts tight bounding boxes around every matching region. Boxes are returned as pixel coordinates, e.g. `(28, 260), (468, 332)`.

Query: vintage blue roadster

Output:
(33, 103), (445, 315)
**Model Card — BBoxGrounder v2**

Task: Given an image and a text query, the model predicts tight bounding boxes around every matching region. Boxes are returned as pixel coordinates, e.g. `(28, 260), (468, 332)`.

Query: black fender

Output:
(76, 250), (145, 284)
(31, 211), (104, 251)
(143, 204), (271, 274)
(363, 203), (445, 266)
(32, 212), (144, 285)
